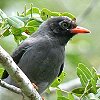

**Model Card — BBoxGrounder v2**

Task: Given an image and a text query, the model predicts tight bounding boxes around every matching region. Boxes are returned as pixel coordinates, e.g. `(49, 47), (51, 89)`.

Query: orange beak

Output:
(70, 26), (91, 34)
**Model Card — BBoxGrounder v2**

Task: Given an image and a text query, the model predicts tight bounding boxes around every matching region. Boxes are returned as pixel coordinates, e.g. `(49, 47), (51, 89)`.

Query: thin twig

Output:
(0, 79), (22, 95)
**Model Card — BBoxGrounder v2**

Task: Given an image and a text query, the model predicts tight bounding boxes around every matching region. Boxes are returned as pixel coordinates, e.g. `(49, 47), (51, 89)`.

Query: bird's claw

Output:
(32, 83), (38, 90)
(42, 97), (45, 100)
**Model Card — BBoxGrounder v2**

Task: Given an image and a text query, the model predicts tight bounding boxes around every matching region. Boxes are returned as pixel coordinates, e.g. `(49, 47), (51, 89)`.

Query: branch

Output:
(0, 45), (42, 100)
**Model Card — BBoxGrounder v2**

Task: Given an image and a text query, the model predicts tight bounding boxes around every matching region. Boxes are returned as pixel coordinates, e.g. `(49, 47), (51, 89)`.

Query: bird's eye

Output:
(59, 22), (70, 29)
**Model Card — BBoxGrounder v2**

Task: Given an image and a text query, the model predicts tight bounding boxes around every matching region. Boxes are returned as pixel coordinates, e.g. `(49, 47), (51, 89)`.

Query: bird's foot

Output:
(42, 97), (45, 100)
(32, 83), (38, 90)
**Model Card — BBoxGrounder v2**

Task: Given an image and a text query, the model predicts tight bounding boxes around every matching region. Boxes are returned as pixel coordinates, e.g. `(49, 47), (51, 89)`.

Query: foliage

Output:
(0, 4), (75, 44)
(0, 68), (4, 78)
(0, 5), (100, 100)
(49, 63), (100, 100)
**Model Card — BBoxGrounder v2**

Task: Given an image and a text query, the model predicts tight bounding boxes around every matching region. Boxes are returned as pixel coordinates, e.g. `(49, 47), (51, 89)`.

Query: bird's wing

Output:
(58, 63), (64, 77)
(11, 44), (32, 64)
(1, 36), (51, 79)
(1, 38), (34, 79)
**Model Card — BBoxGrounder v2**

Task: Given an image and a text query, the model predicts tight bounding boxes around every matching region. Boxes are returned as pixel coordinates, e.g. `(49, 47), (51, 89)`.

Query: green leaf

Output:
(59, 71), (66, 81)
(0, 68), (4, 78)
(14, 35), (27, 44)
(14, 16), (29, 22)
(21, 35), (27, 40)
(78, 63), (93, 80)
(91, 67), (98, 82)
(46, 88), (51, 94)
(72, 87), (85, 96)
(67, 93), (74, 100)
(57, 90), (74, 100)
(0, 9), (8, 19)
(0, 22), (2, 27)
(61, 12), (76, 20)
(11, 27), (22, 36)
(3, 28), (10, 36)
(80, 75), (87, 87)
(57, 96), (69, 100)
(51, 12), (60, 16)
(40, 8), (51, 20)
(91, 78), (97, 93)
(51, 71), (66, 87)
(21, 26), (35, 35)
(51, 77), (62, 87)
(26, 7), (40, 15)
(26, 20), (41, 27)
(57, 89), (63, 97)
(57, 89), (69, 100)
(77, 63), (98, 94)
(7, 16), (24, 28)
(77, 67), (88, 87)
(14, 35), (21, 44)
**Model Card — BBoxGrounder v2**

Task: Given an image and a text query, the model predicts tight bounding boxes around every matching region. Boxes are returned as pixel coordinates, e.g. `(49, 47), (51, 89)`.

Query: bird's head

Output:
(38, 17), (90, 45)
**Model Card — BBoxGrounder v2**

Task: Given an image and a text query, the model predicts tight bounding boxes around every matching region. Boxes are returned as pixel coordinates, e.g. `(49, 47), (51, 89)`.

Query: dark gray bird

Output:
(1, 17), (90, 94)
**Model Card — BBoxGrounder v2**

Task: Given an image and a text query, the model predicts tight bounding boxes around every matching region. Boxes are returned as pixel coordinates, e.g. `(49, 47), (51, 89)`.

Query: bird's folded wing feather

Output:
(1, 39), (34, 79)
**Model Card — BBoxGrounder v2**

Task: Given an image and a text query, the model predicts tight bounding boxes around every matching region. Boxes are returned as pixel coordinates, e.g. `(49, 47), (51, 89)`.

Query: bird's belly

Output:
(31, 58), (62, 94)
(31, 53), (64, 93)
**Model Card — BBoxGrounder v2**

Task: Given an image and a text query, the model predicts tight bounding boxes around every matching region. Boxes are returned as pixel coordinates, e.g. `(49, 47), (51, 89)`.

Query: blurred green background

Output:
(0, 0), (100, 99)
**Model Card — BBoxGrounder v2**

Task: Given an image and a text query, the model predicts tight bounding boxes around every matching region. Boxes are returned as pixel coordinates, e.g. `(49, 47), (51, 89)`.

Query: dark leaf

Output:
(3, 28), (10, 36)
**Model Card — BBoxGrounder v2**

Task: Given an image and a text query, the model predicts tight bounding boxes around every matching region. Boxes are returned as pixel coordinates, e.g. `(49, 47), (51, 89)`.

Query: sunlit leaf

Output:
(51, 12), (60, 16)
(51, 71), (66, 87)
(26, 20), (41, 27)
(46, 88), (51, 94)
(77, 67), (88, 87)
(11, 27), (22, 36)
(57, 96), (69, 100)
(14, 16), (29, 22)
(61, 12), (76, 20)
(14, 35), (26, 44)
(57, 89), (69, 100)
(0, 22), (2, 27)
(0, 9), (8, 19)
(26, 7), (40, 15)
(21, 26), (35, 35)
(0, 68), (4, 78)
(3, 28), (10, 36)
(91, 67), (98, 82)
(78, 63), (93, 80)
(40, 8), (51, 20)
(57, 89), (63, 97)
(91, 78), (97, 93)
(67, 93), (74, 100)
(7, 16), (24, 28)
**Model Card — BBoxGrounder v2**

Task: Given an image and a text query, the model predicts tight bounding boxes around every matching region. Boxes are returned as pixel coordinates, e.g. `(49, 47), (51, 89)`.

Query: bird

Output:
(1, 16), (90, 95)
